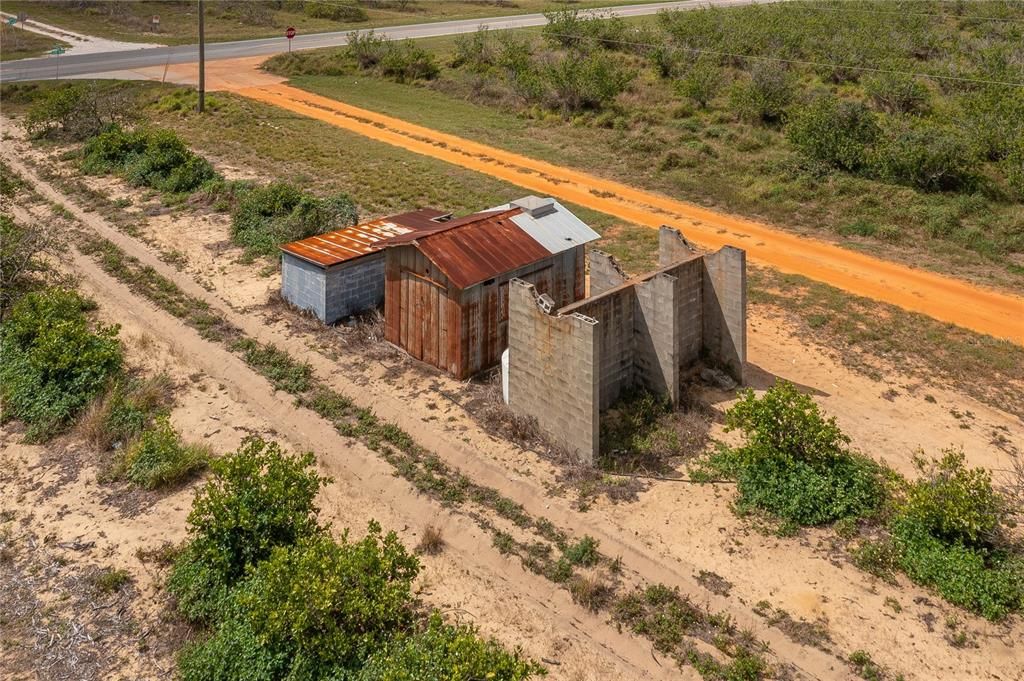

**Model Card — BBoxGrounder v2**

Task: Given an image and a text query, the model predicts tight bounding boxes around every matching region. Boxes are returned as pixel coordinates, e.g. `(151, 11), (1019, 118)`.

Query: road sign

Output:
(6, 17), (16, 26)
(49, 45), (65, 55)
(285, 26), (296, 39)
(151, 15), (160, 30)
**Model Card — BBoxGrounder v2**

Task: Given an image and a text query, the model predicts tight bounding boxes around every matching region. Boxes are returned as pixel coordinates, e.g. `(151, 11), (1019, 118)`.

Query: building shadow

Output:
(743, 362), (829, 397)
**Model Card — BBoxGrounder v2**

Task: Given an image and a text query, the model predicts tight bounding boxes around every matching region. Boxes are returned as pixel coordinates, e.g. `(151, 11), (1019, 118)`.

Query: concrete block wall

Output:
(659, 225), (695, 267)
(589, 250), (628, 296)
(702, 246), (747, 382)
(633, 273), (679, 403)
(324, 252), (386, 324)
(281, 253), (328, 322)
(507, 280), (600, 463)
(669, 258), (704, 366)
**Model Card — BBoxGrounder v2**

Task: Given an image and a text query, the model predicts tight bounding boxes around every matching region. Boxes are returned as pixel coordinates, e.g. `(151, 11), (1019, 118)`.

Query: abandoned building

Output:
(279, 208), (453, 324)
(506, 227), (747, 464)
(380, 197), (600, 378)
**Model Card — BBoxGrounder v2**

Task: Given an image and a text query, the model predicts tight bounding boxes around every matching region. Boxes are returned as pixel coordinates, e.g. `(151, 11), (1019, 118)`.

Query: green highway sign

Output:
(6, 17), (17, 26)
(50, 46), (66, 55)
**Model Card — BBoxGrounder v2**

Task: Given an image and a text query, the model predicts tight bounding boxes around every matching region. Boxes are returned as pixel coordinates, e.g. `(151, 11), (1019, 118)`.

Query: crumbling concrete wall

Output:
(701, 246), (746, 382)
(507, 280), (599, 463)
(507, 230), (746, 462)
(589, 250), (628, 296)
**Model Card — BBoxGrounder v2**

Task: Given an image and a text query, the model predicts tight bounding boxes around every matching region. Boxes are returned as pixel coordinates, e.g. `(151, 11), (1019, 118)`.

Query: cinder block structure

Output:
(507, 228), (746, 463)
(280, 209), (452, 324)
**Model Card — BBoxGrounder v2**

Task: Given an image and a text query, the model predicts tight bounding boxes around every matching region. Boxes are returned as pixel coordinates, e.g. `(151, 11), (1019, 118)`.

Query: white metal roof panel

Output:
(489, 196), (600, 255)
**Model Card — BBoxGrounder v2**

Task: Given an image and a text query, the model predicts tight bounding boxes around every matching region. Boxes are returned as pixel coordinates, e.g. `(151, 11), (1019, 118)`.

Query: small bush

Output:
(544, 50), (633, 114)
(0, 213), (53, 316)
(888, 449), (1023, 620)
(23, 83), (135, 140)
(78, 373), (173, 451)
(721, 382), (885, 526)
(415, 525), (445, 556)
(786, 95), (879, 172)
(864, 72), (930, 115)
(167, 436), (327, 621)
(569, 573), (613, 612)
(357, 612), (544, 681)
(0, 288), (122, 441)
(872, 119), (979, 192)
(563, 535), (600, 567)
(88, 567), (131, 595)
(347, 30), (388, 69)
(121, 417), (211, 489)
(81, 125), (216, 194)
(451, 27), (494, 72)
(676, 58), (721, 108)
(380, 40), (440, 83)
(730, 63), (794, 124)
(230, 338), (313, 393)
(230, 182), (358, 257)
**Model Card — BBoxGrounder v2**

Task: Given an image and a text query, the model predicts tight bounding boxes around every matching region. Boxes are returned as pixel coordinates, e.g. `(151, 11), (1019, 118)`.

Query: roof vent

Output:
(511, 195), (557, 219)
(431, 213), (454, 223)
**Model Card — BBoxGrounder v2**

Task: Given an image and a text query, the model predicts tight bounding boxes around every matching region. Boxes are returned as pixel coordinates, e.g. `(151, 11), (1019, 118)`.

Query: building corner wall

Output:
(280, 253), (327, 323)
(508, 279), (599, 464)
(701, 246), (747, 383)
(659, 226), (695, 268)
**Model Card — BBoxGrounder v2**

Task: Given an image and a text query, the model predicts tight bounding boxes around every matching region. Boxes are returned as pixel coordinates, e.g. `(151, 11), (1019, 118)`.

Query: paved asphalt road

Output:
(0, 0), (767, 83)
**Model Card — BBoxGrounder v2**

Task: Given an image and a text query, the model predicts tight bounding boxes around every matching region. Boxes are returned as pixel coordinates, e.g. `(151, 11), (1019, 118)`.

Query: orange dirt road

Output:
(225, 79), (1020, 344)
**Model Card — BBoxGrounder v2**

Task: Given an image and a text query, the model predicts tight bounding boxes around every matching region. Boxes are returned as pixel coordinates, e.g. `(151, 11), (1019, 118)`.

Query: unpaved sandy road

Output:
(231, 82), (1022, 344)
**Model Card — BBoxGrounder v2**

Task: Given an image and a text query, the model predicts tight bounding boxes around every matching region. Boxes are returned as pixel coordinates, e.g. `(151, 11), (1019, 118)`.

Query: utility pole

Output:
(198, 0), (205, 113)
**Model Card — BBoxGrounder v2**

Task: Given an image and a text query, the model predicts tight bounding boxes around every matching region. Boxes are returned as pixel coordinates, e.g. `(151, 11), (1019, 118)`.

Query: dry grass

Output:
(415, 524), (446, 556)
(76, 373), (175, 452)
(568, 571), (615, 612)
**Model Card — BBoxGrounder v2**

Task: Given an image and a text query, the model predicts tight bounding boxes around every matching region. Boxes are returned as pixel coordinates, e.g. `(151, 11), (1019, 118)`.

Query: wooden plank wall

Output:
(385, 245), (587, 379)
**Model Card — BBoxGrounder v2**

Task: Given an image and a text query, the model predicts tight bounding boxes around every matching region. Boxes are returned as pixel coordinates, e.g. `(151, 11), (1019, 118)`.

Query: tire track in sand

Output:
(235, 83), (1023, 344)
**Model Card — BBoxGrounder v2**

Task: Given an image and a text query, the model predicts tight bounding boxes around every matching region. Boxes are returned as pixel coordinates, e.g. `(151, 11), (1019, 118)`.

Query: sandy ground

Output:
(2, 206), (683, 681)
(5, 128), (1024, 679)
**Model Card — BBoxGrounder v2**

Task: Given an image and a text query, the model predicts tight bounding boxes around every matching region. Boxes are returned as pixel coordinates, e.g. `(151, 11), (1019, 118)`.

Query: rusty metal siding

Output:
(384, 236), (587, 378)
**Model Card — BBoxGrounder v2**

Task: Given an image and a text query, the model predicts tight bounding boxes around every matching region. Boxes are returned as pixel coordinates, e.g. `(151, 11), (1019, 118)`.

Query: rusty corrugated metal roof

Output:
(280, 208), (451, 267)
(383, 208), (552, 289)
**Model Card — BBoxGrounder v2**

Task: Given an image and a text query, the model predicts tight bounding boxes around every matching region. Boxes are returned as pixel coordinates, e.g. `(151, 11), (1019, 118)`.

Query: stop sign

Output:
(285, 26), (296, 40)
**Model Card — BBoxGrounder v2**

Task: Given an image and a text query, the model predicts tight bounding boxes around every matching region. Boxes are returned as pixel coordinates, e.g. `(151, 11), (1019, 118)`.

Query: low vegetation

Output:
(707, 382), (885, 527)
(0, 288), (123, 441)
(700, 382), (1024, 621)
(116, 416), (212, 489)
(24, 82), (136, 141)
(229, 181), (358, 258)
(169, 435), (543, 680)
(81, 124), (217, 195)
(267, 1), (1024, 284)
(599, 387), (710, 474)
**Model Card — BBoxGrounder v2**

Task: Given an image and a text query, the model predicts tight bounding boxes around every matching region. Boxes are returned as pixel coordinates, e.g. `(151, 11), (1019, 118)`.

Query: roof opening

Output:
(511, 195), (556, 219)
(431, 213), (454, 223)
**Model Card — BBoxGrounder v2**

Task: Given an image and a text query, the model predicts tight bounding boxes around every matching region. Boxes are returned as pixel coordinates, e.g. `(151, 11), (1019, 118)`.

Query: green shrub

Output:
(79, 373), (173, 451)
(303, 0), (367, 22)
(240, 526), (418, 673)
(864, 72), (930, 115)
(888, 449), (1023, 619)
(121, 417), (211, 489)
(730, 63), (793, 124)
(230, 182), (358, 257)
(872, 119), (979, 192)
(899, 449), (1005, 547)
(81, 125), (216, 194)
(380, 41), (440, 83)
(721, 382), (884, 526)
(357, 612), (544, 681)
(562, 535), (600, 567)
(0, 288), (122, 441)
(676, 58), (721, 108)
(892, 516), (1022, 621)
(544, 50), (633, 114)
(1003, 138), (1024, 198)
(451, 27), (494, 72)
(23, 83), (134, 140)
(167, 437), (327, 621)
(230, 338), (313, 393)
(786, 95), (879, 171)
(347, 30), (388, 69)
